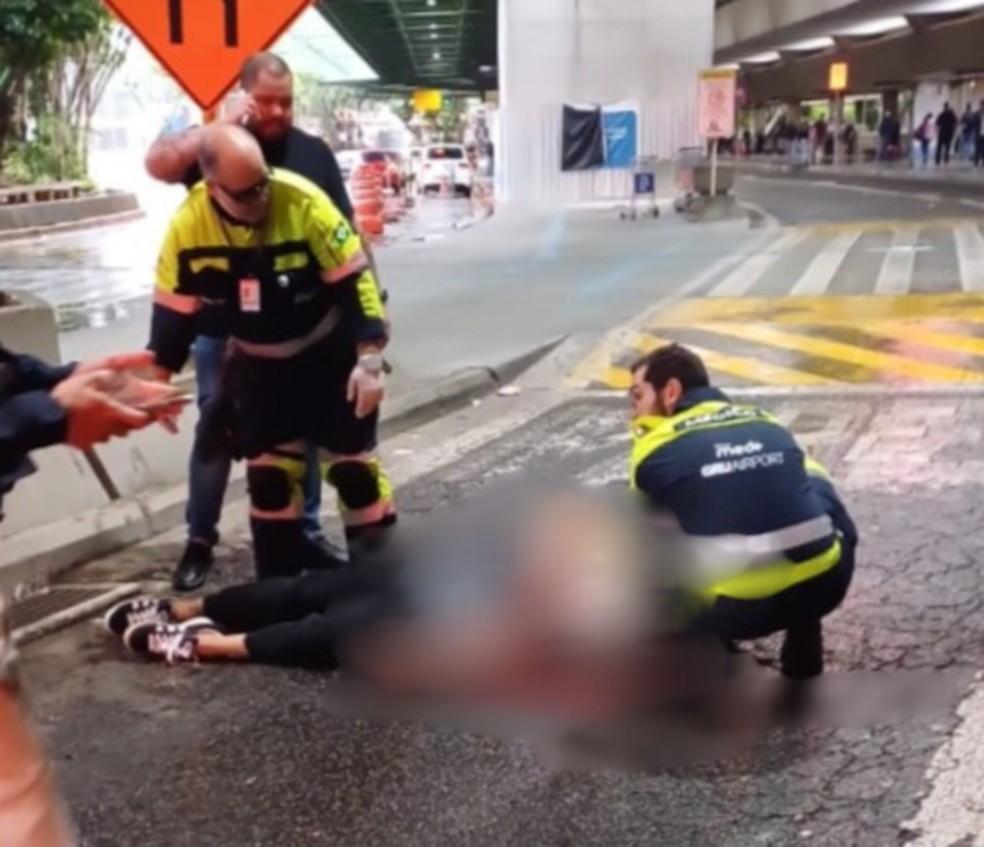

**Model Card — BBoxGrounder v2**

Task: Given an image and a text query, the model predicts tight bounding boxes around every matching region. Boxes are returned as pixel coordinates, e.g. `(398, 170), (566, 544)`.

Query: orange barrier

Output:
(352, 163), (386, 240)
(358, 215), (384, 238)
(355, 199), (384, 217)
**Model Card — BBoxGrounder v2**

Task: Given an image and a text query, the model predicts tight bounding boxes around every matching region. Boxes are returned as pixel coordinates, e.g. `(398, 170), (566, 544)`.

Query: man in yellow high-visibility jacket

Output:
(628, 343), (858, 679)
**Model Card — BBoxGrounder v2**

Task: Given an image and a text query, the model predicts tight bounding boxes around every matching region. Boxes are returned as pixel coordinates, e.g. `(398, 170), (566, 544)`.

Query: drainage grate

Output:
(11, 584), (139, 645)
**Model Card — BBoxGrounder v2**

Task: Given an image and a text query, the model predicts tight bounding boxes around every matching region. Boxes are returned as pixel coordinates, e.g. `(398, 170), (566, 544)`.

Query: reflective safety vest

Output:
(630, 394), (843, 602)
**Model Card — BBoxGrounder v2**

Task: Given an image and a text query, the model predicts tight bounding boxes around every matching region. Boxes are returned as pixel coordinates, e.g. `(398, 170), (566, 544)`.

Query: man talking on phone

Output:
(146, 53), (393, 591)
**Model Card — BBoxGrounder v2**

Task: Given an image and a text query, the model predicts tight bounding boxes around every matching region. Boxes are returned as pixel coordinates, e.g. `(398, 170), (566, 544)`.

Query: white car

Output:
(420, 144), (473, 197)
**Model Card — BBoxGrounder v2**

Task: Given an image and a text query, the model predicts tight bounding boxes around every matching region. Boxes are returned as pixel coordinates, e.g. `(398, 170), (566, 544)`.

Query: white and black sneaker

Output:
(104, 597), (173, 637)
(123, 618), (218, 665)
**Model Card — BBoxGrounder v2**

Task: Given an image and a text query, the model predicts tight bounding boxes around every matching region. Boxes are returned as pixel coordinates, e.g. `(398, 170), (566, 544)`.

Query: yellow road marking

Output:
(646, 293), (984, 327)
(684, 322), (984, 382)
(600, 366), (632, 390)
(840, 321), (984, 359)
(802, 218), (981, 236)
(632, 333), (837, 386)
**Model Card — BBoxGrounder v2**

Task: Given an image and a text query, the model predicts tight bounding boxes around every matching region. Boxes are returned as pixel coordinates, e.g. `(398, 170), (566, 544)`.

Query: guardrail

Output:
(0, 181), (87, 206)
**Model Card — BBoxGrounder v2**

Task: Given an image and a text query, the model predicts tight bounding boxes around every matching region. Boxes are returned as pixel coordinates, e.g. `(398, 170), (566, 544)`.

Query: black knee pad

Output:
(328, 461), (379, 510)
(248, 465), (292, 512)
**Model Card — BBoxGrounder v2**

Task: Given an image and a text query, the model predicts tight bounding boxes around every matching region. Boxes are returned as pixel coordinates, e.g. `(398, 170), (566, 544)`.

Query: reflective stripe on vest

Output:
(630, 401), (842, 602)
(700, 538), (843, 602)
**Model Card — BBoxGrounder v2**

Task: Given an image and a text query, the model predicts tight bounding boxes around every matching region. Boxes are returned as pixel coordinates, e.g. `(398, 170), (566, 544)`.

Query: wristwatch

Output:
(358, 353), (385, 375)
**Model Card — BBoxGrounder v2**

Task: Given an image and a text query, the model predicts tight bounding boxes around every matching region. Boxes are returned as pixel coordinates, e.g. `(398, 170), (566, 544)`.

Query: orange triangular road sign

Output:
(104, 0), (313, 110)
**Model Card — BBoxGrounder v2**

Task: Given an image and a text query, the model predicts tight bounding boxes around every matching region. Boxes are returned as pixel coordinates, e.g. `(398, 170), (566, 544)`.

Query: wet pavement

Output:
(18, 387), (984, 846)
(0, 193), (476, 364)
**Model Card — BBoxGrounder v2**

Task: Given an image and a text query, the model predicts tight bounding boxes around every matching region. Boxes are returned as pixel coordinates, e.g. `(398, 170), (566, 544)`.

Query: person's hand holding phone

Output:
(51, 370), (153, 450)
(103, 372), (192, 435)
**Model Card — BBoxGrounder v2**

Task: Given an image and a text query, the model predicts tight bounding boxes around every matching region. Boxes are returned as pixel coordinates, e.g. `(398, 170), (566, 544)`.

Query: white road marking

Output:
(900, 679), (984, 846)
(790, 230), (861, 296)
(709, 229), (810, 297)
(954, 222), (984, 292)
(874, 229), (920, 295)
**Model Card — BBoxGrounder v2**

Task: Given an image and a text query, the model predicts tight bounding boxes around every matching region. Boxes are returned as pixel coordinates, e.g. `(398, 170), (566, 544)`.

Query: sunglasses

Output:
(218, 172), (271, 204)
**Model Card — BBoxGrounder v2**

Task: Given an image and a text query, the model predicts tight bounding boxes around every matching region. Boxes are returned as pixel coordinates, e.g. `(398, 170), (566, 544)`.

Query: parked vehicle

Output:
(420, 144), (473, 197)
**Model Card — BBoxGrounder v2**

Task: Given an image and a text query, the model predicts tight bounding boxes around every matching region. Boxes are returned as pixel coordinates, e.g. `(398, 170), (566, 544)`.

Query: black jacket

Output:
(632, 387), (857, 558)
(0, 346), (74, 516)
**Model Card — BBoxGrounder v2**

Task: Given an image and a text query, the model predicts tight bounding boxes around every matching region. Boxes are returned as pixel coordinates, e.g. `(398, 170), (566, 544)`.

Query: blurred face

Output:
(208, 167), (271, 226)
(247, 70), (294, 142)
(629, 369), (682, 420)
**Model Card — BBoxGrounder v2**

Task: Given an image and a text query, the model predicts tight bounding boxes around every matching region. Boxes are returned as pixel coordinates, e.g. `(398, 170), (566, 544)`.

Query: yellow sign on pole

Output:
(413, 89), (443, 113)
(829, 62), (849, 92)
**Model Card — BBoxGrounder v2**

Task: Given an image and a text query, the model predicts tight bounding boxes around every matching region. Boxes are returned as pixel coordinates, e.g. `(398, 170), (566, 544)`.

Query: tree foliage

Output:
(0, 0), (117, 180)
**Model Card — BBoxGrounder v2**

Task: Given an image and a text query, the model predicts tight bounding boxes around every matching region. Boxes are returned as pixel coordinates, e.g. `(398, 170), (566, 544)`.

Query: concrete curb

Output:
(584, 384), (984, 402)
(735, 161), (984, 197)
(13, 583), (139, 646)
(0, 337), (566, 597)
(0, 208), (146, 245)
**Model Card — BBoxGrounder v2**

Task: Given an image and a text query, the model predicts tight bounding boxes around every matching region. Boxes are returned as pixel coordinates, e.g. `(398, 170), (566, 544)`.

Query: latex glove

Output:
(347, 362), (385, 420)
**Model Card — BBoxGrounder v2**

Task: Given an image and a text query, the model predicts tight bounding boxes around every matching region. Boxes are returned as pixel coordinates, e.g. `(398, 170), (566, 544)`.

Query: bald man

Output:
(148, 53), (376, 591)
(149, 125), (395, 580)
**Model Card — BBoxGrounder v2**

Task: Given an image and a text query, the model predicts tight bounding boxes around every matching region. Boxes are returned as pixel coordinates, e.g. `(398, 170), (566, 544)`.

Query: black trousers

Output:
(695, 475), (858, 644)
(936, 134), (954, 165)
(202, 560), (401, 668)
(697, 543), (855, 643)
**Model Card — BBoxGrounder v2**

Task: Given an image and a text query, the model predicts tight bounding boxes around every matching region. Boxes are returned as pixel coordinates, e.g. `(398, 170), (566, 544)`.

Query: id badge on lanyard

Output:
(239, 277), (261, 313)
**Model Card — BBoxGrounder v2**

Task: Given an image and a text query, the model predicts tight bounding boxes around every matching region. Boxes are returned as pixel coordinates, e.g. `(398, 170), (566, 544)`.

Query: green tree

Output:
(0, 0), (105, 169)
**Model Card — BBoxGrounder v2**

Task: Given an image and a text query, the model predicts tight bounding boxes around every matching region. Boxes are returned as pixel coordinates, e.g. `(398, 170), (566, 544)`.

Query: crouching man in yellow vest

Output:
(628, 344), (858, 679)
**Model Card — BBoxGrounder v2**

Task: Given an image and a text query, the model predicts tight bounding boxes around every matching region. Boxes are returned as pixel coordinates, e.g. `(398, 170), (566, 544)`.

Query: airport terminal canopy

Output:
(316, 0), (498, 91)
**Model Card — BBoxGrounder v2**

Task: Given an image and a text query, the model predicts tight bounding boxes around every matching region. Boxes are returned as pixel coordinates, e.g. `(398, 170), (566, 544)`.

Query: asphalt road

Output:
(20, 386), (984, 846)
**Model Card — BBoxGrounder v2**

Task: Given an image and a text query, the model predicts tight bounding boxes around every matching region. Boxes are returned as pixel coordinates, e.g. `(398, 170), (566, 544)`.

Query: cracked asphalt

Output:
(18, 389), (984, 846)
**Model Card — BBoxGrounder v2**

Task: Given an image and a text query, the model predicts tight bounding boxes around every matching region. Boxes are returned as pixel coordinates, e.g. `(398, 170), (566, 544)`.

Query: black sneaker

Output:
(124, 618), (218, 665)
(104, 597), (173, 637)
(173, 541), (215, 592)
(780, 620), (824, 680)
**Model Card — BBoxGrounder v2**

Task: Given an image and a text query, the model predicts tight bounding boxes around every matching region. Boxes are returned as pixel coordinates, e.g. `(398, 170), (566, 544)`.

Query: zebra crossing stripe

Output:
(789, 231), (862, 297)
(709, 229), (810, 298)
(954, 223), (984, 293)
(875, 229), (920, 296)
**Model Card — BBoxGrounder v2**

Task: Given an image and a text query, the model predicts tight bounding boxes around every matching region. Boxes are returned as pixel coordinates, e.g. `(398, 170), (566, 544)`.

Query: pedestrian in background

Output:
(878, 112), (898, 162)
(915, 113), (934, 168)
(935, 102), (958, 166)
(976, 100), (984, 168)
(961, 104), (978, 160)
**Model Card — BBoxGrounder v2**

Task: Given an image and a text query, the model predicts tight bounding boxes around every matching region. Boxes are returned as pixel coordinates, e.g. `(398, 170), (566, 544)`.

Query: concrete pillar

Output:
(496, 0), (715, 207)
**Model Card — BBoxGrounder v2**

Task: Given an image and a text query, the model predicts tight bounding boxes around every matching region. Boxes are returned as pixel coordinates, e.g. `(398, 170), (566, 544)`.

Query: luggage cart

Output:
(673, 146), (707, 220)
(620, 155), (661, 220)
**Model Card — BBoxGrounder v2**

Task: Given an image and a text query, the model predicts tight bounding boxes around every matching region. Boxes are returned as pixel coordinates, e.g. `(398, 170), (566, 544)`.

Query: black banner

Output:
(561, 104), (604, 172)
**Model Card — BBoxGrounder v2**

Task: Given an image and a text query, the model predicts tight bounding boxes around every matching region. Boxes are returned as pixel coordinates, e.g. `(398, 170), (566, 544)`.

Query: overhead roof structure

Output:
(316, 0), (498, 92)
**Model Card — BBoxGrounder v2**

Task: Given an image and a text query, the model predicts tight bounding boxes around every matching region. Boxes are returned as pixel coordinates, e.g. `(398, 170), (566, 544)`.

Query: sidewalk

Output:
(736, 154), (984, 195)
